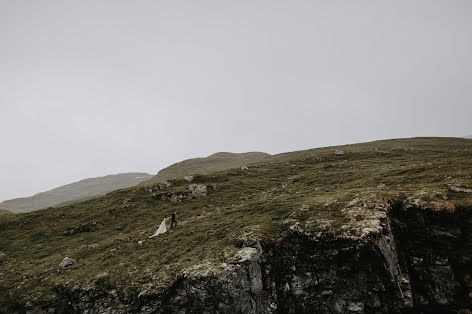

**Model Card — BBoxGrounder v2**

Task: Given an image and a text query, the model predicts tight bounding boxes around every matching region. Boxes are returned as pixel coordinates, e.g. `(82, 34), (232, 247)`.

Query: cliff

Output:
(0, 137), (471, 313)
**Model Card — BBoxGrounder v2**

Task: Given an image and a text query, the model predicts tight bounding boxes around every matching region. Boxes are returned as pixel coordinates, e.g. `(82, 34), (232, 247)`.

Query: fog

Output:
(1, 0), (471, 201)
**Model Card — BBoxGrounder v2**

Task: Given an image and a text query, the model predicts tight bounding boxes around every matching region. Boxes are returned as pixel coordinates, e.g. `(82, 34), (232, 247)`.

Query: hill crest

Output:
(0, 172), (152, 213)
(144, 151), (270, 184)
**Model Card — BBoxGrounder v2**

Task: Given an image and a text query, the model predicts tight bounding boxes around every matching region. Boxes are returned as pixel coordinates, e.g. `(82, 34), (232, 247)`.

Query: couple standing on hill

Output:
(149, 211), (177, 238)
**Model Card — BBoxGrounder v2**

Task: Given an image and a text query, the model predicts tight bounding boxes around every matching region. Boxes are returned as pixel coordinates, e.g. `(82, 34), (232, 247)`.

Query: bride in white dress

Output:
(149, 217), (168, 238)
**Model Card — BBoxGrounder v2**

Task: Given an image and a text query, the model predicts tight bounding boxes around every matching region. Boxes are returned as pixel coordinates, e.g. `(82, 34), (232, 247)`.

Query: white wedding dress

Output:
(149, 219), (167, 238)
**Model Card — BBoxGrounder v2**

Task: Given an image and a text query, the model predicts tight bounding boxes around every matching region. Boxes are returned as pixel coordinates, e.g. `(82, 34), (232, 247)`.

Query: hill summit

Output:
(144, 151), (270, 184)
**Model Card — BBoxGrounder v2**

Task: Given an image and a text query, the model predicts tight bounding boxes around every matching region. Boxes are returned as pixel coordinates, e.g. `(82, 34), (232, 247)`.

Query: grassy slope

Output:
(144, 152), (270, 184)
(1, 137), (471, 306)
(0, 173), (153, 214)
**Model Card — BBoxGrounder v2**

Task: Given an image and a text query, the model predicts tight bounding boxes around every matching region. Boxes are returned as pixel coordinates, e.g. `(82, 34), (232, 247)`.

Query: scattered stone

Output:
(184, 175), (194, 182)
(0, 252), (6, 263)
(138, 240), (145, 245)
(377, 183), (386, 189)
(110, 248), (117, 252)
(59, 257), (76, 268)
(334, 150), (345, 156)
(241, 166), (249, 171)
(88, 243), (99, 249)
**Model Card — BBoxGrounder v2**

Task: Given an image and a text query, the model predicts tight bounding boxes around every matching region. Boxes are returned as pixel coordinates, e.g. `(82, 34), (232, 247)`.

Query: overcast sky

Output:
(1, 0), (471, 202)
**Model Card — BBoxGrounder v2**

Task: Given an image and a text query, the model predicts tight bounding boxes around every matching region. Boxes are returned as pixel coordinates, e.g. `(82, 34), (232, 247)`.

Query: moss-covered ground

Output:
(1, 137), (471, 308)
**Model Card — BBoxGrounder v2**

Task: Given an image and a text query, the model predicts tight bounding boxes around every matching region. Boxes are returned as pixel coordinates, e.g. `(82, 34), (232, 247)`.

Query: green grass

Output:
(1, 137), (471, 307)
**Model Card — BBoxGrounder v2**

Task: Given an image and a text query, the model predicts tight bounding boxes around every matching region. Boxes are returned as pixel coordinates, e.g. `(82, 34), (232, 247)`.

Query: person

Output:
(149, 216), (167, 238)
(171, 211), (177, 228)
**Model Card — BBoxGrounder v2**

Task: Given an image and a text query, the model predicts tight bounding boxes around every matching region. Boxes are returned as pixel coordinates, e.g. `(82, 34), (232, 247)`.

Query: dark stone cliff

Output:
(41, 191), (472, 314)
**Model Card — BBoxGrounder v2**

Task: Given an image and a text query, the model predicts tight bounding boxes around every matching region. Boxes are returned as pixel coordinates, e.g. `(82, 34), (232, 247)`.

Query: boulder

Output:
(59, 257), (76, 268)
(184, 176), (194, 182)
(88, 243), (99, 249)
(188, 184), (208, 198)
(241, 166), (249, 171)
(158, 181), (172, 190)
(334, 150), (345, 156)
(448, 184), (472, 193)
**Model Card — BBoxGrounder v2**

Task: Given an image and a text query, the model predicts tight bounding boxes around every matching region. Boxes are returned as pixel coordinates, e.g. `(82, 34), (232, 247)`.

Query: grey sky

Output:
(1, 0), (471, 202)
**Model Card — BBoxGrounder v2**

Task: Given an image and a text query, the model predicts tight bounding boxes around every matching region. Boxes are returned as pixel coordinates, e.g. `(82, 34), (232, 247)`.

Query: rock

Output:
(405, 190), (455, 212)
(241, 166), (249, 171)
(88, 243), (99, 249)
(347, 302), (364, 312)
(188, 184), (208, 198)
(184, 175), (194, 182)
(170, 194), (181, 203)
(334, 150), (345, 156)
(184, 256), (269, 314)
(158, 180), (172, 190)
(0, 252), (6, 263)
(59, 257), (76, 268)
(138, 240), (145, 245)
(289, 175), (303, 182)
(232, 247), (260, 263)
(448, 184), (472, 193)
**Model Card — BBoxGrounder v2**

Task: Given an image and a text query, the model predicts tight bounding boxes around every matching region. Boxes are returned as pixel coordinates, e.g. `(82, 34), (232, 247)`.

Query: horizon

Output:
(1, 1), (472, 202)
(1, 135), (469, 203)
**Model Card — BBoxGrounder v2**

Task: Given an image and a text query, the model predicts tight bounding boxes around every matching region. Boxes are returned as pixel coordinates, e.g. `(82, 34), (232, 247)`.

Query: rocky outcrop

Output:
(13, 194), (472, 313)
(449, 184), (472, 193)
(156, 195), (470, 313)
(153, 184), (211, 203)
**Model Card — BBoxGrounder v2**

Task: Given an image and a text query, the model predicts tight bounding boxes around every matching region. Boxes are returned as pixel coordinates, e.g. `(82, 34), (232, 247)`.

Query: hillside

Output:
(0, 173), (152, 214)
(144, 152), (270, 184)
(1, 138), (472, 313)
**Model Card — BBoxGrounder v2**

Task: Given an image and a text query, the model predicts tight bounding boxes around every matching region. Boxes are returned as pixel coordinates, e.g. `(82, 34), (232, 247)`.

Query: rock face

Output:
(14, 196), (472, 313)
